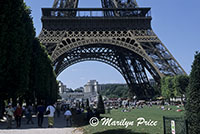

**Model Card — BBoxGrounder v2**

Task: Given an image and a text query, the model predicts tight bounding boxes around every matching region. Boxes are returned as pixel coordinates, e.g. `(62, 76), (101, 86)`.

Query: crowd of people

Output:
(3, 99), (170, 129)
(4, 102), (73, 129)
(4, 99), (161, 129)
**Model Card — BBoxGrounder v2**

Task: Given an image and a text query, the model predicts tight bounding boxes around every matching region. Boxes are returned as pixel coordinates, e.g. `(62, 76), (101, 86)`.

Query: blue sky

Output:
(24, 0), (200, 89)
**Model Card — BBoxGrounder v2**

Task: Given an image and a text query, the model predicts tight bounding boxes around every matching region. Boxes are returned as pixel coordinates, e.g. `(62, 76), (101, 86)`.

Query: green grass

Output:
(83, 105), (185, 134)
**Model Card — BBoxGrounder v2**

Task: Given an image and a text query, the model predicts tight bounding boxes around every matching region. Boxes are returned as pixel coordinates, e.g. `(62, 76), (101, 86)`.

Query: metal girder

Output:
(53, 44), (154, 99)
(53, 0), (138, 9)
(52, 0), (79, 8)
(38, 0), (186, 99)
(101, 0), (138, 8)
(52, 0), (79, 16)
(101, 0), (138, 16)
(52, 0), (139, 17)
(140, 41), (186, 76)
(54, 44), (122, 76)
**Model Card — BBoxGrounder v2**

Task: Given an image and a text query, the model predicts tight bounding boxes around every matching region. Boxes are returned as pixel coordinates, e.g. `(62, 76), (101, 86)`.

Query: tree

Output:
(186, 52), (200, 133)
(173, 75), (189, 104)
(0, 0), (58, 109)
(161, 76), (174, 104)
(152, 84), (161, 98)
(99, 84), (129, 98)
(28, 38), (58, 104)
(0, 0), (35, 114)
(74, 88), (83, 92)
(97, 95), (105, 114)
(86, 98), (90, 109)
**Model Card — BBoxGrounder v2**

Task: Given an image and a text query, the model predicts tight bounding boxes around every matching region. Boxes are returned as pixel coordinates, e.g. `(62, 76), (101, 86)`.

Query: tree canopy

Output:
(0, 0), (58, 111)
(161, 75), (189, 103)
(99, 84), (129, 98)
(97, 95), (105, 114)
(186, 52), (200, 133)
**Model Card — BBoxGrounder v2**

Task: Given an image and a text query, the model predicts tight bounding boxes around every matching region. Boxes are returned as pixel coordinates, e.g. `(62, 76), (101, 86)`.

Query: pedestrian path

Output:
(0, 128), (83, 134)
(0, 114), (84, 134)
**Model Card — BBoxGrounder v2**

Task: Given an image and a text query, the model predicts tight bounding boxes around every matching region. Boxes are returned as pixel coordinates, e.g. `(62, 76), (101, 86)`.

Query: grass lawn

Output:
(83, 105), (185, 134)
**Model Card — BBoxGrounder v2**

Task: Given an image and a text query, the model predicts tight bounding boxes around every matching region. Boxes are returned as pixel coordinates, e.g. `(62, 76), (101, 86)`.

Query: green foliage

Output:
(152, 84), (161, 98)
(100, 84), (129, 98)
(74, 87), (83, 92)
(0, 0), (34, 100)
(173, 75), (189, 98)
(186, 52), (200, 133)
(28, 38), (58, 104)
(161, 76), (174, 102)
(0, 0), (58, 106)
(161, 75), (189, 103)
(97, 95), (105, 114)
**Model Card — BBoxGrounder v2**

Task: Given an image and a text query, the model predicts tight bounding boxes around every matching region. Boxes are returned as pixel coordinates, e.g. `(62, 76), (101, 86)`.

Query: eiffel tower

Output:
(38, 0), (186, 99)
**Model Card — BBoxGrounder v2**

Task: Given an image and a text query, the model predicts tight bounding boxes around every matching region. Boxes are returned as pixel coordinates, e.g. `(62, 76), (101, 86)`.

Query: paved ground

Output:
(0, 128), (83, 134)
(0, 114), (84, 134)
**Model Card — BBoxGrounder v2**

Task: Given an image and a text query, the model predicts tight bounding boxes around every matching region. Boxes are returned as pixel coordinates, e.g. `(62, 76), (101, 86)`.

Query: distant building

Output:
(58, 81), (70, 94)
(61, 92), (84, 102)
(58, 81), (66, 94)
(83, 80), (99, 102)
(84, 80), (99, 93)
(60, 80), (99, 103)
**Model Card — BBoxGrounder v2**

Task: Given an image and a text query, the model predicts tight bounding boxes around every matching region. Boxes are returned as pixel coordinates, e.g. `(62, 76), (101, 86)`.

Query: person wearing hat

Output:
(5, 103), (14, 129)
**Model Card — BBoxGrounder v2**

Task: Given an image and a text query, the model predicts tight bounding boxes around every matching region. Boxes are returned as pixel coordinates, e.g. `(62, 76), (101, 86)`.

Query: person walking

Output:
(14, 104), (23, 128)
(64, 107), (72, 127)
(26, 104), (34, 124)
(5, 103), (14, 129)
(56, 103), (61, 118)
(46, 103), (55, 128)
(37, 103), (45, 127)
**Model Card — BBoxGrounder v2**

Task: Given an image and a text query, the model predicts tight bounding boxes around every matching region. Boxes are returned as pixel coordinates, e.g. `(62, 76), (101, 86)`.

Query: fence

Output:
(163, 116), (188, 134)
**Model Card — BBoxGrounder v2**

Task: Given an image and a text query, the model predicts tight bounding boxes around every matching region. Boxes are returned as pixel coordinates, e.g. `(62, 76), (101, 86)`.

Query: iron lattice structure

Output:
(38, 0), (186, 99)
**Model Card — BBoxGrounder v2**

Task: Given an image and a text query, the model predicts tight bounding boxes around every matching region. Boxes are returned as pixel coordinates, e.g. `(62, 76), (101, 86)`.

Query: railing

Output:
(42, 8), (151, 18)
(163, 116), (189, 134)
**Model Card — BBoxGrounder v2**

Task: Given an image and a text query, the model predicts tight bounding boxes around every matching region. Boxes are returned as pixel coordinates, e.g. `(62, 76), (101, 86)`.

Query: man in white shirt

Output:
(46, 104), (55, 128)
(64, 107), (72, 127)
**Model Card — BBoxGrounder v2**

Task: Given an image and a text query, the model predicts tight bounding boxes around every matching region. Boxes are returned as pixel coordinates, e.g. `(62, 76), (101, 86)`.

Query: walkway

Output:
(0, 114), (84, 134)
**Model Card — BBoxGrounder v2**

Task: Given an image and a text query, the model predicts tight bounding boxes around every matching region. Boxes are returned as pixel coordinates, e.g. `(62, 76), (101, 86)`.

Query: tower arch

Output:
(39, 0), (186, 99)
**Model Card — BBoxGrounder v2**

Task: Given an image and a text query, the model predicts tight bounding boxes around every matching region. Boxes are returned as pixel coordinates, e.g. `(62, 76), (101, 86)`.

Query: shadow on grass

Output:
(93, 129), (149, 134)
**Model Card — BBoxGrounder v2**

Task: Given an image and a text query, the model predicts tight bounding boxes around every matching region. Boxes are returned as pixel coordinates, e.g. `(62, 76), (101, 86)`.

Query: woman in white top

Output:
(46, 104), (55, 128)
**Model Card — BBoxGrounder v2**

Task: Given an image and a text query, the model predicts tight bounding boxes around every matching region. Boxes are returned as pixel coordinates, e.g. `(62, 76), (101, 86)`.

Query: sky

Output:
(24, 0), (200, 89)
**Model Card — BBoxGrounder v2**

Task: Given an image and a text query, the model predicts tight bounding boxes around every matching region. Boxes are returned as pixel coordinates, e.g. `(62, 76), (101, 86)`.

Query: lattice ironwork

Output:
(101, 0), (138, 16)
(38, 0), (186, 99)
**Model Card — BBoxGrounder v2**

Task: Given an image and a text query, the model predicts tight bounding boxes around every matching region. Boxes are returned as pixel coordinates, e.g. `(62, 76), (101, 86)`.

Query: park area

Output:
(82, 105), (185, 134)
